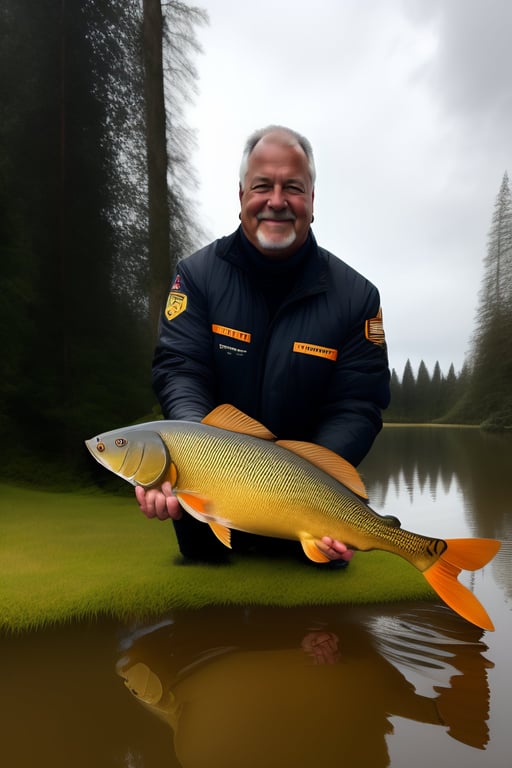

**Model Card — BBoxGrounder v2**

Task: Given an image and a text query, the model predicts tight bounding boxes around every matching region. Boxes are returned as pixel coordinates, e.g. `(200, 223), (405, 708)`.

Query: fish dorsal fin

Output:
(202, 404), (276, 441)
(276, 440), (368, 500)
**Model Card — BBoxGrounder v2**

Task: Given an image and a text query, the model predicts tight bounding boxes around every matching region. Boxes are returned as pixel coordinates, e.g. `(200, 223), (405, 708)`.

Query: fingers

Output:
(135, 481), (182, 521)
(317, 536), (354, 562)
(301, 631), (340, 665)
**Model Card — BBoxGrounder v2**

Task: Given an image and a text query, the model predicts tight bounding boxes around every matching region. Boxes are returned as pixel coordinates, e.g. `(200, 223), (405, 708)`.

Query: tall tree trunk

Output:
(143, 0), (171, 341)
(59, 0), (71, 396)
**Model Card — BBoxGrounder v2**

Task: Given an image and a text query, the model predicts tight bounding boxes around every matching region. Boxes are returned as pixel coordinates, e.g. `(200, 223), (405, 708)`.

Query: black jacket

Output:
(153, 228), (390, 466)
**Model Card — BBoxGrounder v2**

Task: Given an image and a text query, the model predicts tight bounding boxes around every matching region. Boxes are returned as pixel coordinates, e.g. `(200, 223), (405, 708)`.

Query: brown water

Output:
(1, 427), (511, 767)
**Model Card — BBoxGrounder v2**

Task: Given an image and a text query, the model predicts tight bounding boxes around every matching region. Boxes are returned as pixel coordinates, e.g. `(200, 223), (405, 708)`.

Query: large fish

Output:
(85, 404), (500, 630)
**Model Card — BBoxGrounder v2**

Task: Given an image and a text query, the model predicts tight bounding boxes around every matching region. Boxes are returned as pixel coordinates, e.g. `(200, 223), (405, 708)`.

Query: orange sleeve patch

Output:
(365, 308), (386, 346)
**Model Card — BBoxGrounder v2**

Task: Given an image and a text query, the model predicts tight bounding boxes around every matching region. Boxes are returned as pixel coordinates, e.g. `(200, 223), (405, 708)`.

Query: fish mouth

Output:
(85, 438), (107, 466)
(84, 437), (137, 484)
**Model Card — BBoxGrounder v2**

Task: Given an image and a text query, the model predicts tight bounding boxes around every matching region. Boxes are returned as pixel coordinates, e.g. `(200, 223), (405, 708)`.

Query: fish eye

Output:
(97, 442), (106, 453)
(115, 438), (128, 448)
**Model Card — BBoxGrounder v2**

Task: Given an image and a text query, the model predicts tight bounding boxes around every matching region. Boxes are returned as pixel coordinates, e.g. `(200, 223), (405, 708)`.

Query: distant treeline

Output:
(386, 171), (512, 430)
(384, 360), (469, 424)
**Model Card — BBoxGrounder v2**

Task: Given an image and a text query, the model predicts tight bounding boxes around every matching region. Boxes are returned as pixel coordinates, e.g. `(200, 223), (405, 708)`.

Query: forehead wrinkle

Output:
(250, 173), (305, 183)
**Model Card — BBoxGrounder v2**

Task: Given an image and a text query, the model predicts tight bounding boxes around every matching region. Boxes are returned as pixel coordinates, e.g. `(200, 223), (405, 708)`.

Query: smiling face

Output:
(239, 132), (315, 259)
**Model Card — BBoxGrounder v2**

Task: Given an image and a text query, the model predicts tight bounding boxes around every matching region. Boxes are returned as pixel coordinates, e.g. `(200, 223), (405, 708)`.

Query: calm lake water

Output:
(1, 427), (511, 767)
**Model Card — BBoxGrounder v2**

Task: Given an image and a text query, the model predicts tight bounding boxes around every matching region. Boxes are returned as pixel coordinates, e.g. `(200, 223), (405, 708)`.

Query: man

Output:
(136, 125), (390, 565)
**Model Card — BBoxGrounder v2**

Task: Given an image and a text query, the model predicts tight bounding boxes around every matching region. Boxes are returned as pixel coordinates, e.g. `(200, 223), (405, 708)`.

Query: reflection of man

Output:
(117, 605), (492, 768)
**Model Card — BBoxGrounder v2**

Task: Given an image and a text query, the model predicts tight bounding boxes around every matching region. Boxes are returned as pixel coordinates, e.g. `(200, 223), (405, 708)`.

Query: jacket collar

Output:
(215, 227), (330, 297)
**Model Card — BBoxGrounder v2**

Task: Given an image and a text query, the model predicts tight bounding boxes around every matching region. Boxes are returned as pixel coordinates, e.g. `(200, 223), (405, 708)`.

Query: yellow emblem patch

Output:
(365, 308), (386, 346)
(165, 292), (188, 321)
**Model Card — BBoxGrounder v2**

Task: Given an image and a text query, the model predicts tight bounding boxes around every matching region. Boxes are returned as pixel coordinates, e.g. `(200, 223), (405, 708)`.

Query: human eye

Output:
(285, 181), (306, 193)
(251, 181), (271, 192)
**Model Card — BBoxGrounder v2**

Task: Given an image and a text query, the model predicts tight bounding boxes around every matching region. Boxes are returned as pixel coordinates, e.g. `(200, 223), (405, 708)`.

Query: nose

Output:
(267, 185), (287, 209)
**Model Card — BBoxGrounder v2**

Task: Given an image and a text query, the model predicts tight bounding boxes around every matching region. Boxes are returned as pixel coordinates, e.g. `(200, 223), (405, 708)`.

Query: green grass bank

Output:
(0, 483), (434, 633)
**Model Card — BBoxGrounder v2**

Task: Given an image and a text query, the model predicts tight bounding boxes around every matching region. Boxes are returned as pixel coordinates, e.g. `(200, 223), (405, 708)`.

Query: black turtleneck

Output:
(237, 228), (313, 320)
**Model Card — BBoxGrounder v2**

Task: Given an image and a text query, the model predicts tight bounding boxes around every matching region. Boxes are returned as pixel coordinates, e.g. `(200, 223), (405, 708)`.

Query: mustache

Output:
(256, 212), (296, 222)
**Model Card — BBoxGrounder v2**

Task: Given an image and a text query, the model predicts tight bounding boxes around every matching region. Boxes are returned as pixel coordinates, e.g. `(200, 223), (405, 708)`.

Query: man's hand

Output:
(135, 481), (182, 521)
(301, 631), (340, 665)
(316, 536), (354, 562)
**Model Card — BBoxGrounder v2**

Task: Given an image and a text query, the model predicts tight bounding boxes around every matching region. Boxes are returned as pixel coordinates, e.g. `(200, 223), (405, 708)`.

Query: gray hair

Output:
(239, 125), (316, 189)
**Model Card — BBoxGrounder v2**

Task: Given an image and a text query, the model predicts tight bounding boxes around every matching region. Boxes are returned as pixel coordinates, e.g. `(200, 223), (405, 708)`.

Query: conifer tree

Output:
(400, 360), (416, 422)
(415, 360), (431, 421)
(0, 0), (206, 481)
(430, 361), (443, 420)
(469, 172), (512, 425)
(387, 368), (402, 421)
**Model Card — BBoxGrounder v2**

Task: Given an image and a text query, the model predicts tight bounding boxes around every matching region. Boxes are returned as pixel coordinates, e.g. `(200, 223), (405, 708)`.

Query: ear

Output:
(238, 183), (244, 204)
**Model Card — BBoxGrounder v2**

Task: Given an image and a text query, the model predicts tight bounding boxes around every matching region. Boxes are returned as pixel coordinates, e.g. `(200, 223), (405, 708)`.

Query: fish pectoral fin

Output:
(168, 462), (178, 488)
(175, 491), (213, 521)
(276, 440), (368, 500)
(300, 536), (331, 563)
(208, 522), (232, 549)
(202, 404), (276, 441)
(175, 491), (233, 549)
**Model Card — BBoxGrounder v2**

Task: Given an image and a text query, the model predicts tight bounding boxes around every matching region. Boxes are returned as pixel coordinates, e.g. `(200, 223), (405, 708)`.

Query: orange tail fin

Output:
(423, 538), (501, 631)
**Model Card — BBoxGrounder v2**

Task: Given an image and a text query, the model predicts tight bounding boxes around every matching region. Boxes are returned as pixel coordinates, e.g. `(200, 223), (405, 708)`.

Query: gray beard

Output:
(256, 228), (297, 251)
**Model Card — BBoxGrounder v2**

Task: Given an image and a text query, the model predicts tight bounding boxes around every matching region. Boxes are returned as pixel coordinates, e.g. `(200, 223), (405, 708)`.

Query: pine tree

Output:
(385, 368), (401, 421)
(400, 360), (416, 422)
(469, 172), (512, 425)
(0, 0), (206, 481)
(415, 360), (431, 421)
(440, 363), (457, 417)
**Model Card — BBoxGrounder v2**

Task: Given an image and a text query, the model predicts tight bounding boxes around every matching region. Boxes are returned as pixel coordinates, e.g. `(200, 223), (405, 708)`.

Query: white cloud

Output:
(183, 0), (511, 377)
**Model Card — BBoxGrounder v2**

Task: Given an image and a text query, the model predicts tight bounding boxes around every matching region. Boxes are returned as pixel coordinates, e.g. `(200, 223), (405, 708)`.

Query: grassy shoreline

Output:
(383, 422), (479, 428)
(1, 483), (434, 633)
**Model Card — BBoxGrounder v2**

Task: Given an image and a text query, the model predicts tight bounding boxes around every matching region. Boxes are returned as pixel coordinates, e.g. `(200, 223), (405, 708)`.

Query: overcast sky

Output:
(183, 0), (511, 377)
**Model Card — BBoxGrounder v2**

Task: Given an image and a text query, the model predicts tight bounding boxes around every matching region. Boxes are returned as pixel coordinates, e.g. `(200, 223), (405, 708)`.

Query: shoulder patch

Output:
(171, 274), (182, 291)
(165, 291), (188, 321)
(365, 307), (386, 346)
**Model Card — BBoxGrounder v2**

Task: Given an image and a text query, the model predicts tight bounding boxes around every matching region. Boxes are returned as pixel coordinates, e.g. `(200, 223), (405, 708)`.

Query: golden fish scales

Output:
(160, 421), (448, 570)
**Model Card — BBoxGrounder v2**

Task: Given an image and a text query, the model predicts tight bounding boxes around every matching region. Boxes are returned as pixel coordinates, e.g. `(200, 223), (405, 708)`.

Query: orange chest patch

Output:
(292, 342), (338, 361)
(212, 324), (252, 344)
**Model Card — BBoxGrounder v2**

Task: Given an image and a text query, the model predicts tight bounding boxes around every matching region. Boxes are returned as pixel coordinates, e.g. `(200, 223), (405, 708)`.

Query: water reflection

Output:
(361, 427), (512, 599)
(1, 427), (510, 767)
(116, 603), (493, 768)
